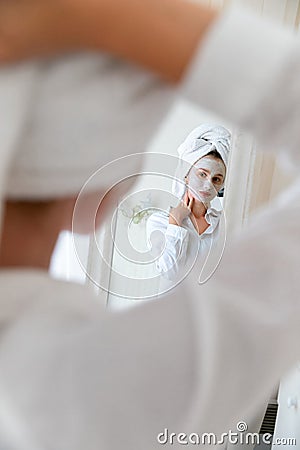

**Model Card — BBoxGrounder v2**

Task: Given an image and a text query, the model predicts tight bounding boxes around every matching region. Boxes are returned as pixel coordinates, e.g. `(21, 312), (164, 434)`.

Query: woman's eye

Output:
(213, 177), (222, 184)
(198, 171), (206, 178)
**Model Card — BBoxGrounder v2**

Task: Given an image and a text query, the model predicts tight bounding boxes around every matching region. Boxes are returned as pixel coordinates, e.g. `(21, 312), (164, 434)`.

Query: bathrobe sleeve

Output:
(146, 211), (189, 280)
(1, 178), (300, 450)
(182, 7), (300, 167)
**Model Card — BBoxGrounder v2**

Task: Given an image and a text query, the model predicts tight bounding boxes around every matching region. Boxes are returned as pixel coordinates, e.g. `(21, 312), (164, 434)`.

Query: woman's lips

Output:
(199, 191), (211, 197)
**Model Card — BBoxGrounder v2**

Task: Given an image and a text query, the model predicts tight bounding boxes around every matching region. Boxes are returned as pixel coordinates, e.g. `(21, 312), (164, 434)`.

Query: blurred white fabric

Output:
(0, 6), (299, 450)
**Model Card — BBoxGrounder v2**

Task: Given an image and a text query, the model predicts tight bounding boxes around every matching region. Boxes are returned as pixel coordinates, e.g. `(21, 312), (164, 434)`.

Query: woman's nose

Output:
(202, 179), (213, 190)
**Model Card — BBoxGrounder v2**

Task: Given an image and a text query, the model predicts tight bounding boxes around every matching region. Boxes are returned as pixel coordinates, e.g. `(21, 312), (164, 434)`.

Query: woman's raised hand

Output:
(169, 191), (193, 227)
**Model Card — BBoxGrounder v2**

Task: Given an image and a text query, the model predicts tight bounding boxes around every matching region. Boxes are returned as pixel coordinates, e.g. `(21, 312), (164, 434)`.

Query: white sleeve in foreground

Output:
(182, 7), (300, 165)
(2, 182), (300, 450)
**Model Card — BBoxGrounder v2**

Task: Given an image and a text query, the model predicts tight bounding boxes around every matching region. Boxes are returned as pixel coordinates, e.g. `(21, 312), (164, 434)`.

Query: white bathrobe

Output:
(0, 7), (300, 450)
(146, 199), (225, 296)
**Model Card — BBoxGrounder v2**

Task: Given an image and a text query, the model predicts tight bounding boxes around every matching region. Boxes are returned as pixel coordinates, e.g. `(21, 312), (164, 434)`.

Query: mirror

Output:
(52, 98), (291, 311)
(86, 100), (235, 309)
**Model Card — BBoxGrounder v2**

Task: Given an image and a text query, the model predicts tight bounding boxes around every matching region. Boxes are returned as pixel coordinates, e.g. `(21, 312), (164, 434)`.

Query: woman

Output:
(147, 124), (230, 288)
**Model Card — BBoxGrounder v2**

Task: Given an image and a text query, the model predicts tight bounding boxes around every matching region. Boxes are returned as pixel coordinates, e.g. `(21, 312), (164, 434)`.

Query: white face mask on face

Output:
(186, 156), (226, 203)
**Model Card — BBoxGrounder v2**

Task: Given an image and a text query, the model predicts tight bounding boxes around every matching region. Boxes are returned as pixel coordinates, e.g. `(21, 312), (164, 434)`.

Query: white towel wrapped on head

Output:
(0, 53), (175, 237)
(172, 124), (231, 199)
(1, 54), (174, 201)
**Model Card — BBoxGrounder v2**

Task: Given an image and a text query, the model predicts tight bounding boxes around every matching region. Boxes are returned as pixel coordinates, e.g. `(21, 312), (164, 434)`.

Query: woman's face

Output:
(186, 156), (226, 203)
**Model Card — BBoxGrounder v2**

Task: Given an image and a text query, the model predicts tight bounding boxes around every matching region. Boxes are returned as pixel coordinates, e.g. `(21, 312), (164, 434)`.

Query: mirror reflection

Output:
(84, 105), (233, 308)
(52, 105), (237, 309)
(146, 124), (230, 295)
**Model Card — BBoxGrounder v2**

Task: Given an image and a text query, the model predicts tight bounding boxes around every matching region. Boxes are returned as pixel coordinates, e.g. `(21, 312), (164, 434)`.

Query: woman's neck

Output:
(191, 199), (207, 219)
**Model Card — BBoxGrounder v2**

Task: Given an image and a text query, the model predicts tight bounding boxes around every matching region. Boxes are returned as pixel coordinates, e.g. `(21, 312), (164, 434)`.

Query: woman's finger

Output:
(183, 190), (189, 206)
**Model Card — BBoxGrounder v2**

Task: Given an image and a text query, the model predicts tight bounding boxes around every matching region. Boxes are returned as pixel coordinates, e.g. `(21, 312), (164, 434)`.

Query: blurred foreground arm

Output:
(0, 0), (217, 82)
(1, 1), (298, 160)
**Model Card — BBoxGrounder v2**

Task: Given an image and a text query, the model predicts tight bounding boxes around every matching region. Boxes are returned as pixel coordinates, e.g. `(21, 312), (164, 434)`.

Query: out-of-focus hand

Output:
(169, 192), (193, 227)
